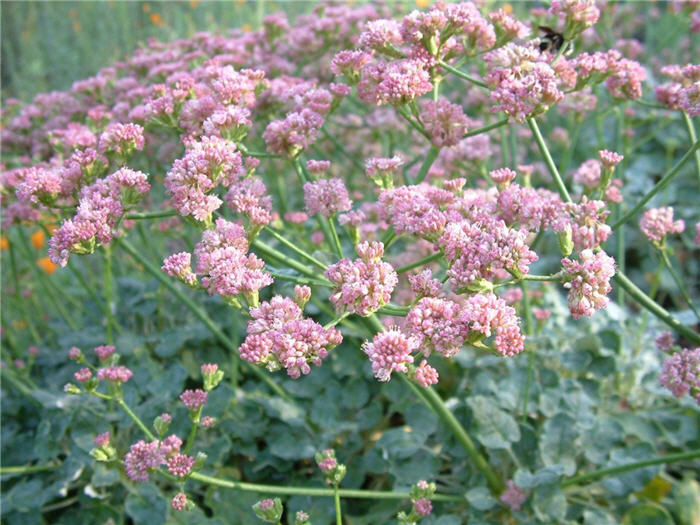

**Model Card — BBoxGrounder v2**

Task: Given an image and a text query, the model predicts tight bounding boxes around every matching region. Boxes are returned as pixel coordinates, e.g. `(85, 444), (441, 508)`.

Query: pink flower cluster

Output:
(180, 388), (208, 410)
(439, 217), (538, 290)
(378, 184), (454, 239)
(659, 347), (700, 404)
(656, 64), (700, 116)
(162, 218), (272, 306)
(363, 328), (419, 382)
(96, 365), (133, 383)
(238, 296), (342, 378)
(639, 206), (685, 244)
(406, 297), (469, 358)
(325, 242), (398, 316)
(164, 136), (244, 222)
(303, 178), (352, 217)
(48, 168), (150, 266)
(562, 249), (616, 319)
(419, 100), (471, 147)
(124, 433), (184, 482)
(485, 44), (564, 122)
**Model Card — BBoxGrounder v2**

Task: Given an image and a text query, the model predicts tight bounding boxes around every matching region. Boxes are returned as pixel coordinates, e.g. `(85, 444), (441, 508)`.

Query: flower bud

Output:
(253, 498), (283, 523)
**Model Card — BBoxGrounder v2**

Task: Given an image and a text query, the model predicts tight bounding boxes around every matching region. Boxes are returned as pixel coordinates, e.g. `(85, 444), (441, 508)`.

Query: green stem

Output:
(103, 244), (117, 345)
(438, 60), (489, 88)
(188, 472), (464, 502)
(267, 271), (330, 288)
(612, 140), (700, 230)
(0, 462), (59, 474)
(463, 118), (509, 139)
(613, 271), (700, 344)
(527, 117), (572, 203)
(659, 249), (700, 320)
(395, 252), (442, 274)
(118, 238), (292, 400)
(116, 398), (155, 440)
(412, 145), (440, 185)
(682, 112), (700, 187)
(184, 419), (199, 456)
(327, 216), (344, 259)
(324, 312), (350, 329)
(396, 106), (432, 141)
(252, 239), (322, 282)
(263, 227), (328, 270)
(125, 210), (178, 220)
(561, 118), (583, 176)
(334, 483), (342, 525)
(520, 281), (535, 423)
(562, 448), (700, 488)
(378, 304), (410, 317)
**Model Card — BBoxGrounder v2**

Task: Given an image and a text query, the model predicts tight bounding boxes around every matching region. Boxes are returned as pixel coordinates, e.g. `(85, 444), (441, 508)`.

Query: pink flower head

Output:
(485, 43), (564, 122)
(97, 365), (133, 383)
(180, 389), (207, 410)
(489, 8), (531, 44)
(597, 149), (623, 169)
(201, 416), (215, 428)
(303, 178), (352, 217)
(362, 328), (419, 381)
(98, 123), (145, 157)
(695, 222), (700, 246)
(415, 359), (439, 387)
(162, 252), (198, 286)
(331, 50), (373, 84)
(294, 285), (312, 307)
(68, 347), (82, 360)
(358, 19), (403, 54)
(573, 159), (602, 189)
(567, 197), (611, 250)
(94, 432), (110, 448)
(500, 480), (529, 511)
(419, 99), (470, 147)
(656, 331), (675, 352)
(124, 440), (164, 482)
(462, 293), (525, 356)
(357, 59), (433, 106)
(561, 249), (616, 319)
(534, 308), (551, 321)
(407, 297), (469, 358)
(490, 167), (517, 186)
(94, 345), (116, 361)
(414, 497), (433, 517)
(378, 184), (453, 238)
(325, 242), (398, 316)
(74, 368), (92, 383)
(549, 0), (600, 38)
(306, 159), (331, 174)
(201, 363), (218, 375)
(194, 218), (273, 305)
(172, 493), (187, 511)
(365, 155), (403, 188)
(167, 453), (195, 478)
(440, 217), (538, 289)
(263, 109), (324, 157)
(160, 435), (183, 457)
(408, 269), (443, 298)
(164, 136), (243, 221)
(28, 346), (39, 356)
(239, 296), (342, 378)
(224, 176), (273, 230)
(202, 105), (251, 141)
(640, 207), (685, 244)
(659, 347), (700, 403)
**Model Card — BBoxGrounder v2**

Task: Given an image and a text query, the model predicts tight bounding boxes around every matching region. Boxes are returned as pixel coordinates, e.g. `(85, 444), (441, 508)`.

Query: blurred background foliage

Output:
(1, 1), (322, 101)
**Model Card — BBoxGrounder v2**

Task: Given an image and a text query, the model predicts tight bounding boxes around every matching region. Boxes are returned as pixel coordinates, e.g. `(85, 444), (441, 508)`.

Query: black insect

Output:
(538, 26), (568, 54)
